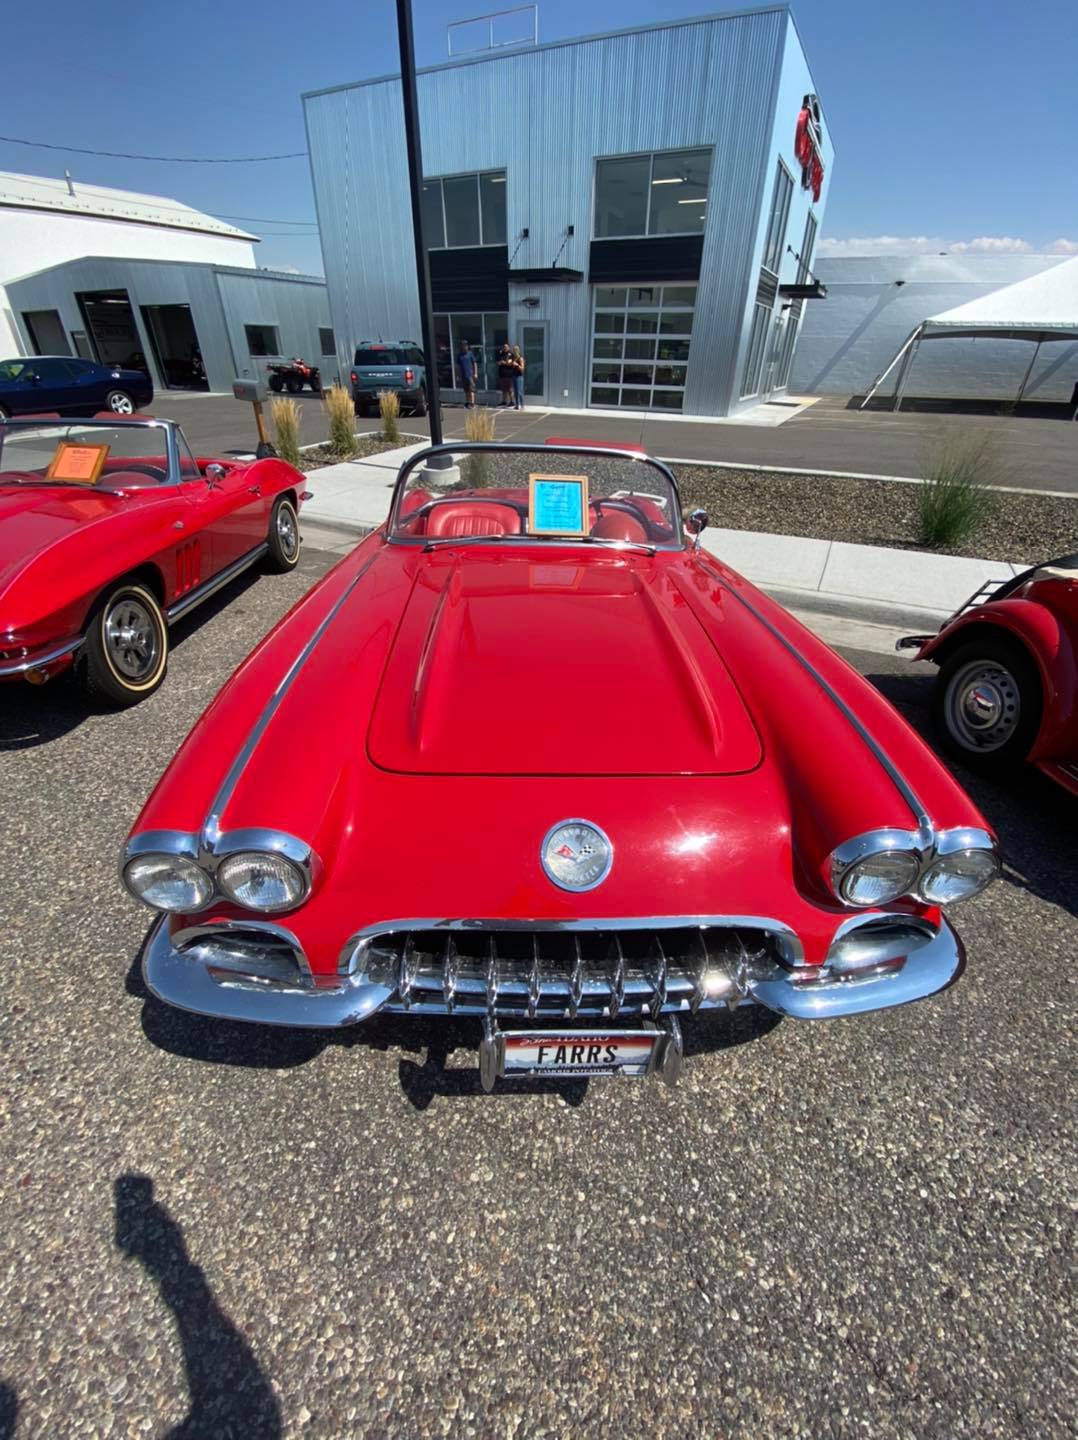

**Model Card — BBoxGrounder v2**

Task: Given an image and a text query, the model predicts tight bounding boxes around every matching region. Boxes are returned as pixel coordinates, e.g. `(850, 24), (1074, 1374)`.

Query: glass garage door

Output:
(590, 285), (695, 411)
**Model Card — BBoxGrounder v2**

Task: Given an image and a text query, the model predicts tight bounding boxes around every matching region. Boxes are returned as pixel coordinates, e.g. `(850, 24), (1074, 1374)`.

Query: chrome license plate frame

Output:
(499, 1028), (660, 1080)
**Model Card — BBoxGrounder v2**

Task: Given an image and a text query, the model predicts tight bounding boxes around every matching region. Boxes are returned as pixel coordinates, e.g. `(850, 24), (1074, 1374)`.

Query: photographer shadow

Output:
(114, 1173), (281, 1440)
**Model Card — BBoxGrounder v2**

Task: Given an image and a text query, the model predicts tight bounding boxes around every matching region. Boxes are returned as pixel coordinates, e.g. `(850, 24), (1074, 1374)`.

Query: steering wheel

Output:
(592, 495), (658, 536)
(117, 464), (168, 483)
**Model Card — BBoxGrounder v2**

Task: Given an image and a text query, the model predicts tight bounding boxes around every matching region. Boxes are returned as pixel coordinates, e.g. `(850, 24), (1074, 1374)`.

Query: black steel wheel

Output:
(265, 496), (301, 572)
(268, 374), (284, 392)
(933, 633), (1042, 771)
(83, 581), (168, 705)
(285, 376), (303, 394)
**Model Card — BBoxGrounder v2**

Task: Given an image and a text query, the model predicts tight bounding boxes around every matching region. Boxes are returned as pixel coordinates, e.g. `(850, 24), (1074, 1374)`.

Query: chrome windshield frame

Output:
(386, 441), (686, 552)
(0, 415), (183, 486)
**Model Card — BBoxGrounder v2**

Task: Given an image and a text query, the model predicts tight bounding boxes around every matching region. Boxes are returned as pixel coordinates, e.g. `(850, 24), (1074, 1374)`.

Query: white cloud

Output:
(817, 233), (1038, 258)
(1047, 237), (1078, 255)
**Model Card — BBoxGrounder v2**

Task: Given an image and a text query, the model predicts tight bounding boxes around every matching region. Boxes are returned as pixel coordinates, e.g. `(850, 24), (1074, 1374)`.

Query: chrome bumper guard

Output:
(141, 915), (964, 1028)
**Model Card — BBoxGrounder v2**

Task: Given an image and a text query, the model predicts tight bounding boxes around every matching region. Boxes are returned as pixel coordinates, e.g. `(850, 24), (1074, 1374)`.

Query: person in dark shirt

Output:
(497, 344), (515, 407)
(458, 341), (478, 407)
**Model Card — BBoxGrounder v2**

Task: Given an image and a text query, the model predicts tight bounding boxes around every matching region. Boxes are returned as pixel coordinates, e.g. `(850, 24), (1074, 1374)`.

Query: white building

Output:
(0, 171), (333, 393)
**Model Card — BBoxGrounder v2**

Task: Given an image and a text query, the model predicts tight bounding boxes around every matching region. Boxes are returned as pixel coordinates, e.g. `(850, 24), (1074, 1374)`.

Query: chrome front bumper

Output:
(140, 914), (965, 1028)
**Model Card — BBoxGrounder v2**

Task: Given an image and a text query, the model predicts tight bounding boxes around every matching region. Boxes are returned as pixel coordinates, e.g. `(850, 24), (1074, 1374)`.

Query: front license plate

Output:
(501, 1030), (659, 1079)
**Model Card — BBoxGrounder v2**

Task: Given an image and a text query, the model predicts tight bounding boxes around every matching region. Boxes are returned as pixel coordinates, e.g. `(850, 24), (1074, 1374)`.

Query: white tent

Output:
(861, 253), (1078, 410)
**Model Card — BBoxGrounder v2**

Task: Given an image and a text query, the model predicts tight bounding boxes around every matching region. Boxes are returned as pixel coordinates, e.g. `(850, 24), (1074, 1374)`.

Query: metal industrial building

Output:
(303, 6), (832, 417)
(0, 171), (334, 395)
(791, 253), (1078, 403)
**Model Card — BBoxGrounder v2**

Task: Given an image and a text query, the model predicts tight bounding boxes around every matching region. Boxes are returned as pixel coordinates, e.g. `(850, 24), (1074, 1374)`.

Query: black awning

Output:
(779, 281), (828, 300)
(509, 266), (584, 283)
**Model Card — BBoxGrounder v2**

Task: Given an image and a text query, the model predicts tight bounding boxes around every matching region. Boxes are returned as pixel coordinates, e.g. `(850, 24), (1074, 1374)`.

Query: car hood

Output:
(0, 484), (118, 594)
(367, 550), (763, 776)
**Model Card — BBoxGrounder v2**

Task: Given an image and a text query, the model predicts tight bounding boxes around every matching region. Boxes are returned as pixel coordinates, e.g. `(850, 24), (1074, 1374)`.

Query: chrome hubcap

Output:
(277, 504), (298, 558)
(110, 393), (134, 413)
(947, 660), (1020, 751)
(104, 598), (159, 680)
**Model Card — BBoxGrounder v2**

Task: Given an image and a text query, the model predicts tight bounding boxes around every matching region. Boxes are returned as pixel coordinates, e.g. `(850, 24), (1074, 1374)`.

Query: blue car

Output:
(0, 356), (154, 420)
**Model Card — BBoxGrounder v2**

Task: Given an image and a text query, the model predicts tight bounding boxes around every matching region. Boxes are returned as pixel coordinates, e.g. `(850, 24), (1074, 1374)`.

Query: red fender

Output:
(919, 598), (1078, 759)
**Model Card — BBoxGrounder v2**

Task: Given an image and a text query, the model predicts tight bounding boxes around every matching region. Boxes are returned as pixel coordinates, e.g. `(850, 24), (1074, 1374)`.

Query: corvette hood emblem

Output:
(541, 820), (613, 892)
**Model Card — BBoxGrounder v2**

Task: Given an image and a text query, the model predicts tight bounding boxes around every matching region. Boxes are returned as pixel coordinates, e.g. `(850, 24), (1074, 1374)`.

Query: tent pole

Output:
(859, 328), (919, 410)
(1014, 337), (1042, 407)
(893, 326), (923, 411)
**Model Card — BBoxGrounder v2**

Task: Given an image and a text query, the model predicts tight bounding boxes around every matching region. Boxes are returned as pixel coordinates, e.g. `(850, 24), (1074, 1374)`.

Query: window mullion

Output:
(645, 153), (655, 236)
(440, 180), (448, 251)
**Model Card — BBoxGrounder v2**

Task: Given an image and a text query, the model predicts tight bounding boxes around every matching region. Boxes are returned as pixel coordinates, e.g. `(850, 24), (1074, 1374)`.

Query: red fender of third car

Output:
(919, 597), (1078, 760)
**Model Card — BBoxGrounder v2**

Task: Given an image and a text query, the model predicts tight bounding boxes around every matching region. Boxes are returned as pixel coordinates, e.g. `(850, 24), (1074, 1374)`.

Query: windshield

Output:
(0, 421), (178, 487)
(389, 445), (683, 550)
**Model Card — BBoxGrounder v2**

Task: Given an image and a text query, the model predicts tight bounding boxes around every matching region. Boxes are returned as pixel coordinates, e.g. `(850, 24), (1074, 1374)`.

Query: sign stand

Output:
(232, 378), (277, 458)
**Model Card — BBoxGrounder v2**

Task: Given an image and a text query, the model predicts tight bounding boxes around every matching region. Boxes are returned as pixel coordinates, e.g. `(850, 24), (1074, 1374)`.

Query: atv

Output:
(267, 359), (322, 395)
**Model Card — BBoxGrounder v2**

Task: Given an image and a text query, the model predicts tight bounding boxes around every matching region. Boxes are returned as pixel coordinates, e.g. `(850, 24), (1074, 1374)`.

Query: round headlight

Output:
(123, 853), (213, 912)
(838, 849), (921, 906)
(919, 847), (999, 905)
(217, 851), (306, 912)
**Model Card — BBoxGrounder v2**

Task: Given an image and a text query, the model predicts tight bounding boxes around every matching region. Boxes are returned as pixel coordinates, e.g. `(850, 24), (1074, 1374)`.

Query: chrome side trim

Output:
(165, 543), (269, 623)
(200, 549), (380, 847)
(0, 634), (83, 676)
(700, 558), (933, 832)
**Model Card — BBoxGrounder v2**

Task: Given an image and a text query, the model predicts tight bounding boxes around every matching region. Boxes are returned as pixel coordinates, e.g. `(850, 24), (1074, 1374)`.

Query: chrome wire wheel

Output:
(944, 658), (1021, 753)
(276, 500), (299, 560)
(104, 595), (161, 681)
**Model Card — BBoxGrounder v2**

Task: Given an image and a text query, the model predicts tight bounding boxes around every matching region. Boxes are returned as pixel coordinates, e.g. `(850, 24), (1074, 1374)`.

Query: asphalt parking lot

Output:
(0, 532), (1074, 1438)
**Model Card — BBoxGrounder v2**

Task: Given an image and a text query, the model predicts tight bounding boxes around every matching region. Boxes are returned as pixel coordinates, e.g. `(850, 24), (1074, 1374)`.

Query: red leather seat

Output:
(425, 501), (522, 538)
(592, 511), (649, 542)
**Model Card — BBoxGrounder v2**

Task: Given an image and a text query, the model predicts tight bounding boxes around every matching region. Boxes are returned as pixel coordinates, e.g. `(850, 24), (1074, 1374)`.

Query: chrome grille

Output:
(353, 924), (792, 1018)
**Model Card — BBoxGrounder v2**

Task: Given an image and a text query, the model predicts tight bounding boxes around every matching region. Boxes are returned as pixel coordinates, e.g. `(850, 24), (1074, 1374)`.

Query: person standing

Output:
(458, 340), (478, 407)
(497, 344), (515, 407)
(511, 344), (526, 411)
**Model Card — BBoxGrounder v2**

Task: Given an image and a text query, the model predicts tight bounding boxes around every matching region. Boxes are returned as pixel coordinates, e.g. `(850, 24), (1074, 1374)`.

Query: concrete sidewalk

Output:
(300, 444), (1021, 620)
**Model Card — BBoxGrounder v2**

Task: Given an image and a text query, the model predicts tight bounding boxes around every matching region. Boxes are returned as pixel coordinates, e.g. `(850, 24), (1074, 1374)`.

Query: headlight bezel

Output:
(121, 828), (318, 916)
(828, 826), (998, 909)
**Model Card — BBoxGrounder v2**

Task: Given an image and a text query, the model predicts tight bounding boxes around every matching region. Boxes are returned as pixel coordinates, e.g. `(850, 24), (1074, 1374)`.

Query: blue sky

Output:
(3, 0), (1076, 274)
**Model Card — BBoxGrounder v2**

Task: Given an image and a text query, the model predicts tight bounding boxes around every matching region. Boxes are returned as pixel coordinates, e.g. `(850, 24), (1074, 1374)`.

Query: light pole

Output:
(396, 0), (443, 445)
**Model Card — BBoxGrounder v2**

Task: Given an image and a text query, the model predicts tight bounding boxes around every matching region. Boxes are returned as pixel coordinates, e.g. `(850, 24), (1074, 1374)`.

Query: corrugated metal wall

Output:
(304, 8), (818, 415)
(5, 258), (330, 393)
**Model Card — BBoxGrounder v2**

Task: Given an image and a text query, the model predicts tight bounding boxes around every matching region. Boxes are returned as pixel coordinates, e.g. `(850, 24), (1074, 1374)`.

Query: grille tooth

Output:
(648, 933), (668, 1019)
(608, 934), (626, 1018)
(568, 935), (584, 1020)
(442, 933), (459, 1013)
(399, 934), (419, 1009)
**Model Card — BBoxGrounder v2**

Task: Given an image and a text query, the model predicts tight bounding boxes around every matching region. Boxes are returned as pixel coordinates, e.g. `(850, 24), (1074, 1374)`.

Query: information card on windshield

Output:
(528, 473), (589, 536)
(46, 442), (110, 485)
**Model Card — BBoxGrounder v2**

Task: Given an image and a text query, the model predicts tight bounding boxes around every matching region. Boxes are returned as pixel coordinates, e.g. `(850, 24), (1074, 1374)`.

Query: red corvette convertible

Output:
(0, 415), (308, 704)
(123, 443), (1000, 1089)
(902, 554), (1078, 795)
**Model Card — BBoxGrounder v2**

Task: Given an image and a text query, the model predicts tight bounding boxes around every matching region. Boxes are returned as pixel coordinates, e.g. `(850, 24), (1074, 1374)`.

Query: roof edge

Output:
(0, 193), (257, 243)
(302, 4), (789, 100)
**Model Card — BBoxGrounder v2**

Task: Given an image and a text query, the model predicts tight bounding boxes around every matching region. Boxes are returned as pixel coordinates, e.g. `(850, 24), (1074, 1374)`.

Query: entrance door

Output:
(519, 322), (547, 405)
(76, 290), (146, 374)
(141, 304), (207, 390)
(22, 310), (69, 356)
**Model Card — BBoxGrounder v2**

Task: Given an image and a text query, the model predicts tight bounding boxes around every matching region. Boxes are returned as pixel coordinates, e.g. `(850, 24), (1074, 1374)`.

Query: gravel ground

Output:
(673, 466), (1078, 562)
(296, 435), (419, 473)
(0, 539), (1074, 1438)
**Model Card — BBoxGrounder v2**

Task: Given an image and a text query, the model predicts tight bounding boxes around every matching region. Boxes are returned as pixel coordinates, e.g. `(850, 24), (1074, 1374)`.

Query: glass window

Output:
(594, 155), (649, 238)
(318, 327), (335, 355)
(483, 312), (509, 387)
(594, 288), (626, 308)
(443, 175), (480, 248)
(649, 148), (711, 235)
(590, 284), (697, 411)
(741, 303), (770, 398)
(245, 324), (280, 357)
(594, 313), (624, 334)
(479, 172), (507, 245)
(593, 338), (623, 360)
(762, 162), (794, 274)
(624, 339), (656, 361)
(651, 390), (685, 411)
(421, 179), (445, 249)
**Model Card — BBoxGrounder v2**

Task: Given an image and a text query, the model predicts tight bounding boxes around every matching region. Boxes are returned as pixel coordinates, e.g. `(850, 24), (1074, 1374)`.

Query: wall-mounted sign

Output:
(795, 94), (825, 202)
(528, 473), (589, 536)
(46, 442), (109, 485)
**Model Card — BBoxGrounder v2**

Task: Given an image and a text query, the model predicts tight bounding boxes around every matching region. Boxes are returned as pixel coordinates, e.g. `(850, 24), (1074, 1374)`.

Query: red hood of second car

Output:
(0, 483), (120, 595)
(367, 548), (763, 776)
